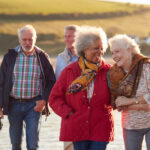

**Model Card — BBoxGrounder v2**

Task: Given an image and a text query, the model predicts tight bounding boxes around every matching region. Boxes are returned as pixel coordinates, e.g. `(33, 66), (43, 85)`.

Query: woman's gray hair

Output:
(18, 25), (37, 39)
(74, 26), (108, 56)
(108, 34), (140, 54)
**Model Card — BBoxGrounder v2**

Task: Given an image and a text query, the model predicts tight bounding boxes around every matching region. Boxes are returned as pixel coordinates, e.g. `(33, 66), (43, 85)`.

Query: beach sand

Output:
(0, 111), (147, 150)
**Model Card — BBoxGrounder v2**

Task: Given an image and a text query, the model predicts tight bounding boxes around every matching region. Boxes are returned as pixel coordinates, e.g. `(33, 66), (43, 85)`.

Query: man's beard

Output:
(22, 46), (34, 52)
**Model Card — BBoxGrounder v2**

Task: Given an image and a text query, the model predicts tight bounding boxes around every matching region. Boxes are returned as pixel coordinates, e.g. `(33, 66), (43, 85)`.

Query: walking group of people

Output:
(0, 24), (150, 150)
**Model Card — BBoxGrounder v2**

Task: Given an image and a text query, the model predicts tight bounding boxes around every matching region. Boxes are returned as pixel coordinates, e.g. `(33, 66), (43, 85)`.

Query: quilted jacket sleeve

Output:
(49, 69), (74, 119)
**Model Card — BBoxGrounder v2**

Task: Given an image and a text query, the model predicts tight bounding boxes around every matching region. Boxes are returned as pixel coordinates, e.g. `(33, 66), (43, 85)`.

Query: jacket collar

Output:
(14, 45), (42, 54)
(59, 48), (78, 65)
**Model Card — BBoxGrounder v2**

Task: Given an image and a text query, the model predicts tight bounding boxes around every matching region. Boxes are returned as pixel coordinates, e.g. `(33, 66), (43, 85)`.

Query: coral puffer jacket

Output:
(49, 61), (114, 142)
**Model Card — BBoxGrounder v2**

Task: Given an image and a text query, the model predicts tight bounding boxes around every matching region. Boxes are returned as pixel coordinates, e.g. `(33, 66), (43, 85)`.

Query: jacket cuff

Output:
(61, 108), (74, 119)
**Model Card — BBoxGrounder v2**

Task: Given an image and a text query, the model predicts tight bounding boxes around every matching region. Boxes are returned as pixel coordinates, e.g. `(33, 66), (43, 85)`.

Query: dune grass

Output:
(1, 11), (150, 56)
(0, 0), (145, 14)
(0, 0), (150, 56)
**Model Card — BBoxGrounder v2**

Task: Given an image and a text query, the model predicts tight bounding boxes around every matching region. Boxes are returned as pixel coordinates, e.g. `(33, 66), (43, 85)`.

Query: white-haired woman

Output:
(49, 26), (114, 150)
(107, 34), (150, 150)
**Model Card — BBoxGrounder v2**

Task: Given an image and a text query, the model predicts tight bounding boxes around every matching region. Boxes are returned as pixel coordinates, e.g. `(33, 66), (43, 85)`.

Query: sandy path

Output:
(0, 111), (147, 150)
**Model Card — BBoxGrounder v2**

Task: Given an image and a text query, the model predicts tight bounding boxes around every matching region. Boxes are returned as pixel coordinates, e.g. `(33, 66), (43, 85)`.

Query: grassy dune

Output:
(0, 0), (144, 14)
(0, 0), (150, 56)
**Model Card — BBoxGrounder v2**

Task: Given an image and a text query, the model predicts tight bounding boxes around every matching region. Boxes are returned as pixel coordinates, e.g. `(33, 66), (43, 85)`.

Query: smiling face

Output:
(19, 30), (36, 52)
(64, 29), (75, 49)
(110, 47), (133, 71)
(83, 39), (104, 64)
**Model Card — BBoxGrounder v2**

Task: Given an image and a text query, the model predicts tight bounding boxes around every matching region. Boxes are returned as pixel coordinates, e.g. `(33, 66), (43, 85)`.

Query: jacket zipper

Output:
(36, 52), (46, 88)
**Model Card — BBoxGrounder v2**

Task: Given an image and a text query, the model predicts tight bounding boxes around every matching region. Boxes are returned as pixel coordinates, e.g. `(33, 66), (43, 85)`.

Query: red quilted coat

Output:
(49, 61), (114, 142)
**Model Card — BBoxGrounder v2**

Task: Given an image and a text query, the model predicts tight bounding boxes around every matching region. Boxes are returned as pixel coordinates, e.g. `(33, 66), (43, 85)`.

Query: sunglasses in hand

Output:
(0, 118), (3, 130)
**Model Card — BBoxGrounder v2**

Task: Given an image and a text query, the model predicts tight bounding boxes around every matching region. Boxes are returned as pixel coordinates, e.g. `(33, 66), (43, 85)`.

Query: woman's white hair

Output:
(73, 26), (108, 56)
(108, 34), (140, 54)
(18, 25), (37, 39)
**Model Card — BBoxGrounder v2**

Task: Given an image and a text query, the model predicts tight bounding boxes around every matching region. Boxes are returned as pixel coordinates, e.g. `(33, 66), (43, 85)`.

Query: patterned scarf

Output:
(66, 56), (101, 94)
(108, 53), (150, 109)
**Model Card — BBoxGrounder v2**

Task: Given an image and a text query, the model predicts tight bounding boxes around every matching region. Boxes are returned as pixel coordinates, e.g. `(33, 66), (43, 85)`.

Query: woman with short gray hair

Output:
(49, 26), (114, 150)
(74, 26), (108, 56)
(108, 34), (150, 150)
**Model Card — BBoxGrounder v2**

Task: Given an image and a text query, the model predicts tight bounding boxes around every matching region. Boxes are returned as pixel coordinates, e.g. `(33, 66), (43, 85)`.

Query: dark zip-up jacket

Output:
(0, 46), (56, 115)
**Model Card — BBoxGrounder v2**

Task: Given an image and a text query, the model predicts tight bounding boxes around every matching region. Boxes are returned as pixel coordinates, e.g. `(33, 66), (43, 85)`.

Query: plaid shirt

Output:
(10, 48), (41, 99)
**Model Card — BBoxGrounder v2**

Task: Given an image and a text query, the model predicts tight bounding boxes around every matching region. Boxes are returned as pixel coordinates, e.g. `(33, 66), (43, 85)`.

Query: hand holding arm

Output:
(124, 104), (150, 111)
(115, 95), (146, 108)
(117, 104), (150, 112)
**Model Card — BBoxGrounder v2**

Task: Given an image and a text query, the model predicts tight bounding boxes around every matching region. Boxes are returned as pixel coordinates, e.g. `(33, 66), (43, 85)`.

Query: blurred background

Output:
(0, 0), (150, 57)
(0, 1), (149, 149)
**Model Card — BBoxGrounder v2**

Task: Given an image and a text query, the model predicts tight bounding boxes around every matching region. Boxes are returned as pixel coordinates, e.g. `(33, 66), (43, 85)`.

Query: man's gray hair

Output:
(64, 24), (79, 33)
(18, 25), (37, 39)
(108, 34), (140, 54)
(73, 26), (108, 56)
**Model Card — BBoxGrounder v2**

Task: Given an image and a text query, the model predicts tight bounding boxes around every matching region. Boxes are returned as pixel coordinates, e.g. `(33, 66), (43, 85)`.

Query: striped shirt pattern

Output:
(10, 50), (41, 99)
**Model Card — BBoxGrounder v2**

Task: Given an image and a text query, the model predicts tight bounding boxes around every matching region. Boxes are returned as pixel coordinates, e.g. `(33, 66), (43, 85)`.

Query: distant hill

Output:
(0, 0), (150, 56)
(0, 0), (147, 14)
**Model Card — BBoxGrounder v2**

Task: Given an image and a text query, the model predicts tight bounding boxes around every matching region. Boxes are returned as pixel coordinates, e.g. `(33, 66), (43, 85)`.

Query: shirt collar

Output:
(67, 48), (77, 60)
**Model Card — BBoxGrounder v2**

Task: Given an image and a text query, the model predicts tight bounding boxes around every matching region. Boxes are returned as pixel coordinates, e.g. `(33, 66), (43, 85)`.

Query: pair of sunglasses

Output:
(0, 118), (3, 130)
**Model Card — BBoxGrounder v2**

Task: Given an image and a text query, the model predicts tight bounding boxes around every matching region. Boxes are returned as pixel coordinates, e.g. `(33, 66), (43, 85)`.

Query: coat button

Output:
(86, 120), (88, 123)
(88, 106), (90, 109)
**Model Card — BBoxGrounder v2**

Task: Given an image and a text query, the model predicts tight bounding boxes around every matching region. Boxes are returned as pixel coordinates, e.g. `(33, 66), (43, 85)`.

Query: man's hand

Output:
(0, 107), (4, 118)
(0, 107), (3, 130)
(34, 100), (46, 112)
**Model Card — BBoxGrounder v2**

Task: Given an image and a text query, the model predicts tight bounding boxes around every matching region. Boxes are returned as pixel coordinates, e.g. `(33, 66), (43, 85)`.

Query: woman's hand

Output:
(115, 95), (147, 108)
(66, 111), (74, 119)
(115, 96), (135, 107)
(124, 104), (150, 111)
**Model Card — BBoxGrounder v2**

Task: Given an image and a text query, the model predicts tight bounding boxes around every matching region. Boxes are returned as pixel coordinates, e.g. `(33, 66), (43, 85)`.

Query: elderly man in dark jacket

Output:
(0, 25), (56, 150)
